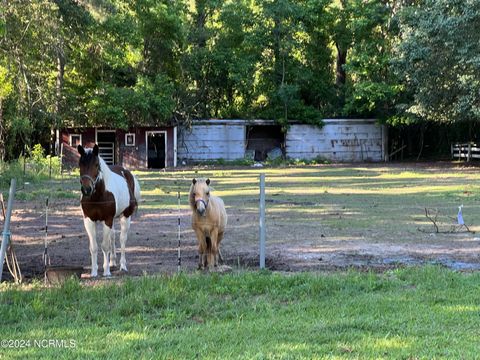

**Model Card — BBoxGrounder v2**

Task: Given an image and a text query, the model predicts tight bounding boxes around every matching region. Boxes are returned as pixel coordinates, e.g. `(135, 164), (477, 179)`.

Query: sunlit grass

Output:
(3, 267), (480, 358)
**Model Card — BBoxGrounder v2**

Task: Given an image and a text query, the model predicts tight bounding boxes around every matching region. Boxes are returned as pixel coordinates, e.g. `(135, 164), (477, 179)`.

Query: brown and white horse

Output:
(78, 144), (141, 277)
(189, 178), (227, 269)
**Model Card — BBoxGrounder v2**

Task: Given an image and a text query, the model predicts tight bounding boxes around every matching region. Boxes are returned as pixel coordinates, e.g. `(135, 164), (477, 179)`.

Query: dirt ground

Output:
(3, 163), (480, 281)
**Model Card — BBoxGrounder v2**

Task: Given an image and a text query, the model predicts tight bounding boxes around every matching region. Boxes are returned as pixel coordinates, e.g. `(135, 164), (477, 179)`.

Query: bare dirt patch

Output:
(3, 163), (480, 281)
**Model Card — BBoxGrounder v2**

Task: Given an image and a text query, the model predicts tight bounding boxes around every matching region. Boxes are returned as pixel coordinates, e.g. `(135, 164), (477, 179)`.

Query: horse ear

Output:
(206, 178), (210, 186)
(93, 144), (99, 156)
(192, 178), (197, 185)
(77, 145), (85, 156)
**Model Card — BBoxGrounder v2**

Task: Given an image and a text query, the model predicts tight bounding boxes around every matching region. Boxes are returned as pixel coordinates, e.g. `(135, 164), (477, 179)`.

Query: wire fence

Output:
(2, 162), (480, 282)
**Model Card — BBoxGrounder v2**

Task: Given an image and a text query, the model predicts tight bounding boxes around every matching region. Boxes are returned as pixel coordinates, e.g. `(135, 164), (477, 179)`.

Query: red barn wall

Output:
(61, 127), (176, 169)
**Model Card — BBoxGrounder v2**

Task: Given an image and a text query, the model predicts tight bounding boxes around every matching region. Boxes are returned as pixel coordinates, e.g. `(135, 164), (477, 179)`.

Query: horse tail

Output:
(133, 175), (141, 211)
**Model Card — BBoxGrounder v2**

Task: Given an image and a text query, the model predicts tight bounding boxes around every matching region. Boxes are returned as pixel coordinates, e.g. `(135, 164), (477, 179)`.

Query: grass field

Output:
(2, 266), (480, 359)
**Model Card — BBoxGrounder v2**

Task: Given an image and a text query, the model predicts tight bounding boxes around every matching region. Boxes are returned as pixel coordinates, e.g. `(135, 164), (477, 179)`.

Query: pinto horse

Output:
(78, 144), (141, 277)
(189, 178), (227, 269)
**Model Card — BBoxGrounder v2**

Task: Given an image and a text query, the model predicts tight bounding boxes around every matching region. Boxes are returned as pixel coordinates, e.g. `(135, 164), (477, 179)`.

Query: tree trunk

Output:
(416, 123), (427, 161)
(53, 44), (65, 155)
(273, 17), (283, 86)
(335, 43), (347, 86)
(195, 1), (208, 118)
(0, 99), (4, 162)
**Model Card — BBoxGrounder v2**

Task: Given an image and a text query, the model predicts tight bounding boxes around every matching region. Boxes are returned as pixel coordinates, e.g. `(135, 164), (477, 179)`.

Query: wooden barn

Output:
(60, 126), (177, 169)
(177, 119), (387, 163)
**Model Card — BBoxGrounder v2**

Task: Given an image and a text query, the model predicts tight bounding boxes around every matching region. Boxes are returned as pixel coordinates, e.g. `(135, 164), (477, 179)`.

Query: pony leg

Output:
(217, 231), (225, 264)
(194, 228), (207, 269)
(110, 222), (117, 267)
(119, 216), (131, 272)
(101, 222), (112, 277)
(83, 217), (98, 277)
(208, 228), (219, 269)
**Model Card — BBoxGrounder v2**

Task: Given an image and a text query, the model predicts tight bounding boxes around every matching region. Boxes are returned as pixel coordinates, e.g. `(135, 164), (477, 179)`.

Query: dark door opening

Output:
(97, 131), (116, 165)
(246, 125), (285, 161)
(147, 132), (166, 169)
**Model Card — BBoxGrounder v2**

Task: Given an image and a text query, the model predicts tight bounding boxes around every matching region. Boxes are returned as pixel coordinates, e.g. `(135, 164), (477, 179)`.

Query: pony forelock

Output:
(81, 148), (110, 182)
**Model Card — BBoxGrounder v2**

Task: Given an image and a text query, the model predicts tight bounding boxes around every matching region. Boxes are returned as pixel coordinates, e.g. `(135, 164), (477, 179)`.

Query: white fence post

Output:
(259, 173), (266, 269)
(0, 179), (16, 282)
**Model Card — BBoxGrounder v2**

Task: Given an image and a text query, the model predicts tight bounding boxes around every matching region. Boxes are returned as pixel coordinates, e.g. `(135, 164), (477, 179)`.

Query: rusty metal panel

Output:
(286, 120), (385, 162)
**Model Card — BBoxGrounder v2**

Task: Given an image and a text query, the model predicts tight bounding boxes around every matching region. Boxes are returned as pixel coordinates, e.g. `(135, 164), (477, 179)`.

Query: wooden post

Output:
(468, 143), (472, 162)
(259, 173), (266, 269)
(0, 179), (16, 282)
(0, 193), (5, 220)
(177, 191), (181, 273)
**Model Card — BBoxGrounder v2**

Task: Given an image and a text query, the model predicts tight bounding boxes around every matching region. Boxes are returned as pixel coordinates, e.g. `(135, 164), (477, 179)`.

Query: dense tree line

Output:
(0, 0), (479, 160)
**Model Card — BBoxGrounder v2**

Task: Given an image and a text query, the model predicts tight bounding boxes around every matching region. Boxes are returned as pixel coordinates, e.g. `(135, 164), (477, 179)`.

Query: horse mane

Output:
(189, 178), (209, 210)
(98, 155), (112, 184)
(84, 148), (112, 185)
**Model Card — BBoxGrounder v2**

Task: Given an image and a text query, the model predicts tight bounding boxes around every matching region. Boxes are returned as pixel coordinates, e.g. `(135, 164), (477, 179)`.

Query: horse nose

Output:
(81, 185), (92, 196)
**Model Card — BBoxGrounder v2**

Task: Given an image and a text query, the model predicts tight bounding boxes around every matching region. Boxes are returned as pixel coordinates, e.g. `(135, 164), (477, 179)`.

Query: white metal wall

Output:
(178, 119), (386, 162)
(178, 123), (245, 161)
(286, 119), (385, 162)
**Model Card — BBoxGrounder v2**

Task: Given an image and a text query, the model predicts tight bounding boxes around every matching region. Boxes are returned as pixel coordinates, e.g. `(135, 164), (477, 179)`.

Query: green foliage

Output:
(0, 144), (62, 188)
(395, 0), (480, 124)
(2, 0), (479, 160)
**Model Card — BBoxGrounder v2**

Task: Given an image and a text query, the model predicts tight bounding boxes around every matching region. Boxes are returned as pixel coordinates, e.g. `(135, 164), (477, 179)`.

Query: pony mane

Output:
(97, 154), (112, 184)
(189, 178), (210, 209)
(84, 148), (112, 184)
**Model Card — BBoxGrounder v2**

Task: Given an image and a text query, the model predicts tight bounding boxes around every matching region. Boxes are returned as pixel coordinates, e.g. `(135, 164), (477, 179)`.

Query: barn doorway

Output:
(146, 131), (166, 168)
(96, 130), (116, 165)
(246, 125), (285, 161)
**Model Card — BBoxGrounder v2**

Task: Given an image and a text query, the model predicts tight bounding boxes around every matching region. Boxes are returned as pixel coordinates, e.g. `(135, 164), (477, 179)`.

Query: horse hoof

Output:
(103, 272), (112, 277)
(90, 271), (98, 278)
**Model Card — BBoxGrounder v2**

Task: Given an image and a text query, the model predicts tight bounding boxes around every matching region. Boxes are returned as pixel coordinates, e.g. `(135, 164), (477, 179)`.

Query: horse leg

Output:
(209, 228), (219, 269)
(83, 217), (98, 277)
(119, 216), (130, 272)
(194, 228), (207, 270)
(109, 222), (117, 267)
(217, 231), (225, 264)
(101, 221), (112, 277)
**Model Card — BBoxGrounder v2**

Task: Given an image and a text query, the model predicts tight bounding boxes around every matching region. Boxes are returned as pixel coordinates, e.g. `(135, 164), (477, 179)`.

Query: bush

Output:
(0, 144), (62, 188)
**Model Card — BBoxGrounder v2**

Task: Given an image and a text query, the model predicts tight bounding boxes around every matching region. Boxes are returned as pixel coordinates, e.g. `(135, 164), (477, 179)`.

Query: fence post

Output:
(60, 142), (64, 178)
(259, 173), (266, 269)
(177, 191), (181, 273)
(0, 179), (16, 282)
(468, 143), (472, 162)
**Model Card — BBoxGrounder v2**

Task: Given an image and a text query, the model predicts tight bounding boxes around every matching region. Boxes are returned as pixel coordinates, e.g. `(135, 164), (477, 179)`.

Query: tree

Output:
(0, 0), (60, 158)
(342, 0), (401, 119)
(395, 0), (480, 126)
(0, 64), (13, 161)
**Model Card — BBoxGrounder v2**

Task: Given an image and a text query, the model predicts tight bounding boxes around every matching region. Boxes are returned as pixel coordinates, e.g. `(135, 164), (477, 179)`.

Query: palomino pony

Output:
(189, 178), (227, 269)
(78, 144), (141, 277)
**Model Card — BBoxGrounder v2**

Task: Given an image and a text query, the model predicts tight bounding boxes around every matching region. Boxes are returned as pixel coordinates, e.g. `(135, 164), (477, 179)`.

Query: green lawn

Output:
(1, 267), (480, 359)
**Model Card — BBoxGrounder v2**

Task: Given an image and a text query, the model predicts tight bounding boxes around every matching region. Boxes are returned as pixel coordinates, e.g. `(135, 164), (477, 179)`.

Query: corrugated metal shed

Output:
(177, 119), (387, 163)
